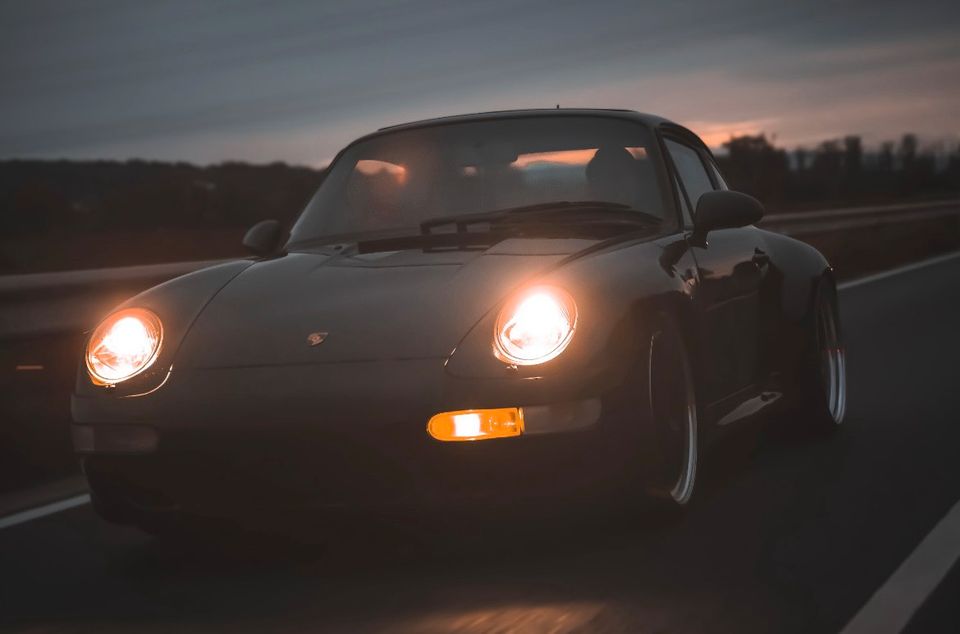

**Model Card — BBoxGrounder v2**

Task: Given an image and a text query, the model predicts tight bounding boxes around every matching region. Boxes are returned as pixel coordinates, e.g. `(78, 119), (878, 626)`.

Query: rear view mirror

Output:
(692, 191), (764, 245)
(243, 219), (283, 256)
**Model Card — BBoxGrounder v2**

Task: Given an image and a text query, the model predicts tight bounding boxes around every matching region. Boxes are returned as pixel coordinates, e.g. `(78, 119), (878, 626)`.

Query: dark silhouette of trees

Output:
(793, 148), (808, 172)
(717, 135), (789, 206)
(0, 160), (325, 273)
(810, 140), (844, 202)
(878, 142), (895, 171)
(1, 133), (958, 273)
(716, 133), (958, 209)
(844, 136), (862, 178)
(899, 134), (918, 167)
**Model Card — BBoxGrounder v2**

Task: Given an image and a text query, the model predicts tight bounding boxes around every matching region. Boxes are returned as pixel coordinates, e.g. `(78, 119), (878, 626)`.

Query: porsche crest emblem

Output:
(307, 331), (328, 346)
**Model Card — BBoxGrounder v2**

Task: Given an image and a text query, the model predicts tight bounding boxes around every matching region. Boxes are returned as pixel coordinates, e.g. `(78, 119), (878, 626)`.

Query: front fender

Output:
(73, 259), (254, 401)
(442, 236), (695, 405)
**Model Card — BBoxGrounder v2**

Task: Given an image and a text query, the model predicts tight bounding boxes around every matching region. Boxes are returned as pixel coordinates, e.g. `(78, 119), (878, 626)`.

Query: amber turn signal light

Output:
(427, 408), (524, 441)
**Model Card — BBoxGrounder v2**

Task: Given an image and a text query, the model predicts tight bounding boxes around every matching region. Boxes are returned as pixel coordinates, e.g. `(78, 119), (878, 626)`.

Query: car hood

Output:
(174, 237), (598, 368)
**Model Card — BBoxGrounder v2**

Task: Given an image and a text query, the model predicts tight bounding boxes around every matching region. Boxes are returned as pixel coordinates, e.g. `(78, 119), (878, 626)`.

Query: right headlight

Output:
(85, 308), (163, 386)
(494, 286), (577, 366)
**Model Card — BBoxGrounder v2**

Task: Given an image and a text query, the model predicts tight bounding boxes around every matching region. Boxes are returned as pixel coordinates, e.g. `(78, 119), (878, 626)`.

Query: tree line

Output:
(1, 133), (958, 273)
(716, 133), (960, 209)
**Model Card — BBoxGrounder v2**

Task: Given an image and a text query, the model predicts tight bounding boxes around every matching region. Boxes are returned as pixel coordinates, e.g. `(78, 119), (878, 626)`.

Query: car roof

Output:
(375, 108), (675, 133)
(334, 108), (707, 162)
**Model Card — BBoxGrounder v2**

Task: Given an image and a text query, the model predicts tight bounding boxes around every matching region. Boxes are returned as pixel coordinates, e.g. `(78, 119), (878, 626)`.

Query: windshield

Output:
(289, 116), (671, 245)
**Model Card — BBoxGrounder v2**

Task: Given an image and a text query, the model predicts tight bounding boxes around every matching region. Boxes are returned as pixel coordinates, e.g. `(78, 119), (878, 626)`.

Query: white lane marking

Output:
(841, 497), (960, 634)
(838, 250), (960, 290)
(0, 494), (91, 531)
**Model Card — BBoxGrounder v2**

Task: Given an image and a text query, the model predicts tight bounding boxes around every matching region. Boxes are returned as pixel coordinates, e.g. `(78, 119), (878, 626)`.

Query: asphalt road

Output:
(3, 255), (960, 633)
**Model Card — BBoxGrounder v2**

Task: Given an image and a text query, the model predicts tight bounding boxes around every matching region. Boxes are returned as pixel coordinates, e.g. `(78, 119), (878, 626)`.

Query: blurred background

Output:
(1, 0), (959, 493)
(2, 0), (959, 273)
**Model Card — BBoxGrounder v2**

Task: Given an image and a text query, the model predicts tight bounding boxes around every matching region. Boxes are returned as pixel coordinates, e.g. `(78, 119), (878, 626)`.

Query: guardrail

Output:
(758, 199), (960, 235)
(1, 199), (958, 341)
(0, 259), (230, 341)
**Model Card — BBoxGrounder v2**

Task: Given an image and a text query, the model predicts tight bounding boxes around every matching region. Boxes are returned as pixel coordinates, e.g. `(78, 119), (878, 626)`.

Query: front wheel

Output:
(643, 316), (699, 507)
(608, 313), (699, 511)
(89, 487), (137, 525)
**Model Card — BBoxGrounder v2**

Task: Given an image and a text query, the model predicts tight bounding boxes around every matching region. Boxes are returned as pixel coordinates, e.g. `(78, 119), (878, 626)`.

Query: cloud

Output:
(1, 0), (958, 162)
(683, 119), (781, 149)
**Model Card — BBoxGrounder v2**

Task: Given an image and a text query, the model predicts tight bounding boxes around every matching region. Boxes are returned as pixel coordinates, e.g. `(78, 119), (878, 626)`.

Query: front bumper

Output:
(72, 358), (627, 518)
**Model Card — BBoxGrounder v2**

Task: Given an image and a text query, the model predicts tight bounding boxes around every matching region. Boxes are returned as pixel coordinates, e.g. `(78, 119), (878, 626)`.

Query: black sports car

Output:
(72, 109), (846, 532)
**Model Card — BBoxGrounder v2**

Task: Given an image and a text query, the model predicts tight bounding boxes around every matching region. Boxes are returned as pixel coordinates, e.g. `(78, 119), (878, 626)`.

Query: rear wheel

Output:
(798, 281), (847, 430)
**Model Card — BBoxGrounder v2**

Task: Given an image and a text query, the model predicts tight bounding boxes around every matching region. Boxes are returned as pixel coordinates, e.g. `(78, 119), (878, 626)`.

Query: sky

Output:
(1, 0), (959, 166)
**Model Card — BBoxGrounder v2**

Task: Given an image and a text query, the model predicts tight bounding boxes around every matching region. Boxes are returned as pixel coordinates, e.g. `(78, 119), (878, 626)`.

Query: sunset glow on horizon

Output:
(2, 1), (957, 165)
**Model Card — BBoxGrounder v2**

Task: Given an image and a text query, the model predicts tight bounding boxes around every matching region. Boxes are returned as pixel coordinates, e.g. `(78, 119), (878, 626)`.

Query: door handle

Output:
(752, 248), (770, 267)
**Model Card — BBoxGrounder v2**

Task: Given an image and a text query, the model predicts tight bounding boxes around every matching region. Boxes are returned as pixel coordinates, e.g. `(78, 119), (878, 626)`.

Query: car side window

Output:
(706, 159), (728, 189)
(665, 138), (716, 218)
(672, 174), (694, 227)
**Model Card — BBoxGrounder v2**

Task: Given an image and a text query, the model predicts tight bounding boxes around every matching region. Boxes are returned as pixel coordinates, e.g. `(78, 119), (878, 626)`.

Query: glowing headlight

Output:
(494, 286), (577, 366)
(85, 308), (163, 385)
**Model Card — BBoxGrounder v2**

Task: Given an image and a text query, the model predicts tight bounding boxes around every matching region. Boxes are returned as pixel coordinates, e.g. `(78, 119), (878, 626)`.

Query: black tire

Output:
(797, 280), (847, 431)
(134, 510), (244, 544)
(89, 488), (137, 525)
(89, 483), (218, 540)
(133, 511), (194, 538)
(611, 311), (700, 512)
(89, 490), (191, 537)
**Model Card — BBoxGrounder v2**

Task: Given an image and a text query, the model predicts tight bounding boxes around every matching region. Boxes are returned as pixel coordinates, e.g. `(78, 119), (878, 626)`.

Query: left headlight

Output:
(494, 286), (577, 366)
(85, 308), (163, 386)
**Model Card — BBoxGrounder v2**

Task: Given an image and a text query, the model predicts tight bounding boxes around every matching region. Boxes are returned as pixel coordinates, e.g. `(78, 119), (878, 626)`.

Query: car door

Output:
(662, 134), (767, 406)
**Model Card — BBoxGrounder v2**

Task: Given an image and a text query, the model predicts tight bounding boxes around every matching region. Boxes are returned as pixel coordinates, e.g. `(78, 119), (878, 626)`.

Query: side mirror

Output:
(242, 219), (283, 256)
(691, 191), (764, 245)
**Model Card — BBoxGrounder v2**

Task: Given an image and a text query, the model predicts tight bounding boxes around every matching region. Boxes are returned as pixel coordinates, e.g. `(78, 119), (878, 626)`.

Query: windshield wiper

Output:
(419, 201), (661, 235)
(290, 201), (661, 253)
(289, 229), (502, 254)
